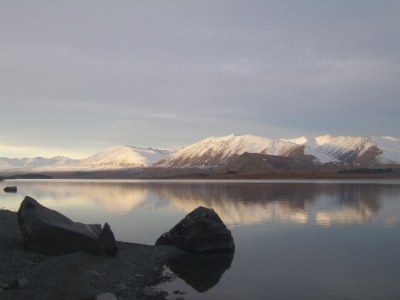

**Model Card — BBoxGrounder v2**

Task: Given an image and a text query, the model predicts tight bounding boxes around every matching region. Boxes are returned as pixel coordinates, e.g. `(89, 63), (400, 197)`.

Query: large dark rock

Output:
(155, 206), (234, 253)
(17, 196), (118, 256)
(3, 186), (17, 193)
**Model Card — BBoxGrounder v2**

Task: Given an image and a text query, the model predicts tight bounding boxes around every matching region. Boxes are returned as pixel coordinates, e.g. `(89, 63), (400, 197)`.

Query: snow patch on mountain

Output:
(288, 136), (308, 145)
(293, 135), (374, 163)
(372, 136), (400, 163)
(288, 134), (400, 164)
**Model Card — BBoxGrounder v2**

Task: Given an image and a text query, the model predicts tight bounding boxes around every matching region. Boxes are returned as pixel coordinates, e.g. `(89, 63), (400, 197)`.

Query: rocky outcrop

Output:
(17, 196), (118, 256)
(3, 186), (17, 193)
(155, 206), (234, 253)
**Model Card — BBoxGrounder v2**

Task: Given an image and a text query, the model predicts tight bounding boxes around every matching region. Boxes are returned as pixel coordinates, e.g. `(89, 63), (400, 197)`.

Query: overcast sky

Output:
(1, 1), (399, 158)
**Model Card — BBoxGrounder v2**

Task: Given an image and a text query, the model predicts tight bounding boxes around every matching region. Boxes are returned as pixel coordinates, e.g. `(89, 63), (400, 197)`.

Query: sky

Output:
(1, 1), (399, 158)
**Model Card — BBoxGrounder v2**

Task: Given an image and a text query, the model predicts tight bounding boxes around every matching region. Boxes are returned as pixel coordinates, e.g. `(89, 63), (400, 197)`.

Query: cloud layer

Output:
(1, 1), (399, 157)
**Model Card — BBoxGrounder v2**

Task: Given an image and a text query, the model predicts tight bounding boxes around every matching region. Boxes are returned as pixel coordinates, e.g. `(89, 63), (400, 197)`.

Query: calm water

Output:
(1, 179), (400, 300)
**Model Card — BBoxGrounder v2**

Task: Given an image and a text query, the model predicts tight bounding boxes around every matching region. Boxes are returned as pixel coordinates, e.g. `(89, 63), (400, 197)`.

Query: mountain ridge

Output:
(1, 134), (399, 173)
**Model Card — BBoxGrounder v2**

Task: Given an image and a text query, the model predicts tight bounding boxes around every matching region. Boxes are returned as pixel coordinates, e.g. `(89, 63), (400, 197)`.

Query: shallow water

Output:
(2, 179), (400, 299)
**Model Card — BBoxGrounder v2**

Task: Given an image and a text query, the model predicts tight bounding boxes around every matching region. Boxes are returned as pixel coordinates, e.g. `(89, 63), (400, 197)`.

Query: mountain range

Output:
(1, 134), (400, 174)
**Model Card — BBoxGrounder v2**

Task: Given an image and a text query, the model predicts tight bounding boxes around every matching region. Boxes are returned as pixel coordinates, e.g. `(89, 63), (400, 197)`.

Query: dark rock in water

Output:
(17, 196), (118, 256)
(166, 252), (234, 292)
(155, 206), (235, 253)
(3, 186), (17, 193)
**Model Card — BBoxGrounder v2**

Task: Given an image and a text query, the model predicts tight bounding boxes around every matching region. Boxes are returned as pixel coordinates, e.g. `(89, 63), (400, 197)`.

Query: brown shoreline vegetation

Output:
(2, 165), (400, 180)
(0, 209), (183, 300)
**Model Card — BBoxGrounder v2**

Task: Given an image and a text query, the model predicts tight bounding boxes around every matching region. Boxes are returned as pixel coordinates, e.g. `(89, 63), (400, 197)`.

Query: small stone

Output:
(114, 283), (126, 292)
(86, 270), (101, 277)
(16, 277), (29, 287)
(95, 292), (117, 300)
(142, 286), (159, 298)
(173, 290), (180, 294)
(3, 186), (17, 193)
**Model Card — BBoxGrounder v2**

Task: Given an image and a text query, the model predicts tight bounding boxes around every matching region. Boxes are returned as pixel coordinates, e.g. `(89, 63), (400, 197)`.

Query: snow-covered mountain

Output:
(0, 146), (169, 172)
(156, 134), (301, 167)
(157, 134), (400, 167)
(291, 135), (400, 165)
(75, 145), (169, 169)
(0, 156), (79, 172)
(0, 135), (399, 173)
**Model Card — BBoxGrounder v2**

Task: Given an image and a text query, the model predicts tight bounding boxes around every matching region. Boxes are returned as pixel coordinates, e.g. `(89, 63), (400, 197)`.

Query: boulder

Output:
(3, 186), (17, 193)
(156, 206), (234, 253)
(17, 196), (118, 256)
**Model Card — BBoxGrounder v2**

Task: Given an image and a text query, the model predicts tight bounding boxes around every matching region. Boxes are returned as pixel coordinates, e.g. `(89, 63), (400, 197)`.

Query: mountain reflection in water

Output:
(2, 180), (398, 227)
(156, 182), (384, 226)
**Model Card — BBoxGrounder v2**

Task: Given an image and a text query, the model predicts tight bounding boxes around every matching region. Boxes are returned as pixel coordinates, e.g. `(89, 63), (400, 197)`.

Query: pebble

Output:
(114, 282), (126, 292)
(142, 286), (159, 298)
(142, 286), (168, 298)
(17, 277), (29, 287)
(86, 269), (101, 277)
(172, 290), (185, 295)
(95, 292), (118, 300)
(3, 277), (29, 290)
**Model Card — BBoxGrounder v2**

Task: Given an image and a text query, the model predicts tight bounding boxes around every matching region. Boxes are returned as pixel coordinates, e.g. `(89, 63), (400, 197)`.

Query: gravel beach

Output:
(0, 209), (183, 300)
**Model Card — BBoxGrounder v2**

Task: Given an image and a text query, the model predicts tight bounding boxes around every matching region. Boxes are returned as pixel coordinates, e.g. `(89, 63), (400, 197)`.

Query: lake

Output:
(1, 179), (400, 299)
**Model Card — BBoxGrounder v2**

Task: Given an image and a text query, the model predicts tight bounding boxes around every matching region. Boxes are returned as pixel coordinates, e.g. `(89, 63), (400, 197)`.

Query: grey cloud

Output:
(1, 0), (399, 156)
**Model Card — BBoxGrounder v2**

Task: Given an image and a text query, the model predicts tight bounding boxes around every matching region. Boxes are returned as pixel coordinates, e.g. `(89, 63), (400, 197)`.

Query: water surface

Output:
(1, 179), (400, 299)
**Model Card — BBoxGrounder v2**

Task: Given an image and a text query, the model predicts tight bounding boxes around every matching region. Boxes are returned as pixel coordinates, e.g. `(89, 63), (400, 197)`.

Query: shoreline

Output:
(2, 172), (400, 181)
(0, 209), (182, 300)
(1, 165), (400, 181)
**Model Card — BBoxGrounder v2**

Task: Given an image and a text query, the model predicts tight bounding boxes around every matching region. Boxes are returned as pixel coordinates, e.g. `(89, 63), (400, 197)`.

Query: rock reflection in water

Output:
(166, 251), (234, 292)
